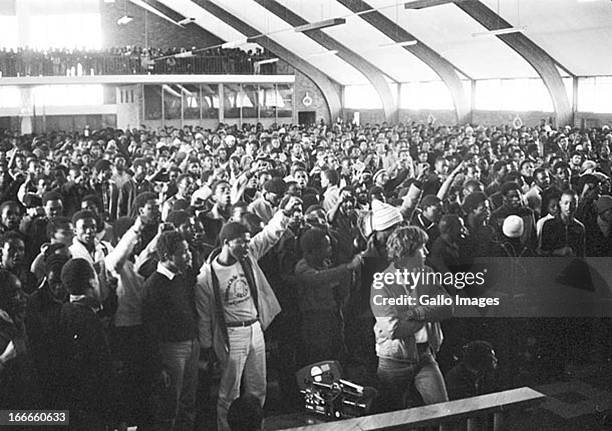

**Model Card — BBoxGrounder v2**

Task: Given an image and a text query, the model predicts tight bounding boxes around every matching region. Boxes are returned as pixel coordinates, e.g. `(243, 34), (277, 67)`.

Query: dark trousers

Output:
(110, 325), (149, 426)
(300, 309), (345, 366)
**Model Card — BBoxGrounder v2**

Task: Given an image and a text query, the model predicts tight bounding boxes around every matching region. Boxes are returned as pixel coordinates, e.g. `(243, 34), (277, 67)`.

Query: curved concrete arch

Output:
(455, 0), (572, 126)
(253, 0), (398, 121)
(194, 0), (342, 120)
(337, 0), (470, 124)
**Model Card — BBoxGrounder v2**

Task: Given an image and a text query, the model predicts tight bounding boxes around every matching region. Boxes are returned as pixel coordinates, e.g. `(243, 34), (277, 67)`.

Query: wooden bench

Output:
(277, 387), (545, 431)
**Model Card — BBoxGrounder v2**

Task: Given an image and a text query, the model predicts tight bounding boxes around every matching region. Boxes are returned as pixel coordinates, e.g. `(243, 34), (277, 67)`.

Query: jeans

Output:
(217, 321), (266, 431)
(159, 338), (199, 431)
(377, 345), (448, 411)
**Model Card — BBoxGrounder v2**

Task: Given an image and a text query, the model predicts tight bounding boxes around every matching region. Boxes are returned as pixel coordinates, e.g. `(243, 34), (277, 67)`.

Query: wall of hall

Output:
(345, 108), (612, 128)
(293, 70), (331, 124)
(116, 84), (141, 131)
(100, 2), (222, 49)
(345, 109), (556, 127)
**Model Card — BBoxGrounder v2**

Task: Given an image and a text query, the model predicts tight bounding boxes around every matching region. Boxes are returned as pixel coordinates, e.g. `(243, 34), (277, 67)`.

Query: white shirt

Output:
(212, 258), (258, 323)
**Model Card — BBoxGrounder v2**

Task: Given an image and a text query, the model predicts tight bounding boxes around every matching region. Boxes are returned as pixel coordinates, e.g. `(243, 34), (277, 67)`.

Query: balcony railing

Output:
(0, 54), (278, 77)
(278, 387), (546, 431)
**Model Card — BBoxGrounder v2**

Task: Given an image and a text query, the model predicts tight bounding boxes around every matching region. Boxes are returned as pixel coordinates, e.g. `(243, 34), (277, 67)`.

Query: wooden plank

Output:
(279, 387), (545, 431)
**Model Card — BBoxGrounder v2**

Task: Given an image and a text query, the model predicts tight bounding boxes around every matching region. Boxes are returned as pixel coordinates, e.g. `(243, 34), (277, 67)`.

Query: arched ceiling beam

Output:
(455, 0), (572, 126)
(134, 0), (184, 24)
(193, 0), (342, 120)
(337, 0), (470, 124)
(253, 0), (398, 120)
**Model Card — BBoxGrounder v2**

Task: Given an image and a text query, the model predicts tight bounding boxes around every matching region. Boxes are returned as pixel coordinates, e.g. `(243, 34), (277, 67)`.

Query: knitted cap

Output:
(463, 192), (488, 213)
(219, 222), (249, 243)
(264, 177), (287, 195)
(167, 210), (191, 228)
(44, 252), (69, 277)
(371, 200), (403, 232)
(61, 258), (95, 295)
(596, 195), (612, 214)
(502, 215), (524, 238)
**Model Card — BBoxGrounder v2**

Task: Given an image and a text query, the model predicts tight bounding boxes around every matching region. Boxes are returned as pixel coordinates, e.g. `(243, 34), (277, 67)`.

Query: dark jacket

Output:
(118, 178), (154, 218)
(25, 285), (64, 402)
(142, 269), (198, 344)
(411, 210), (440, 249)
(142, 267), (198, 375)
(56, 298), (119, 421)
(463, 224), (499, 259)
(0, 309), (34, 409)
(541, 216), (585, 257)
(584, 219), (612, 257)
(92, 180), (120, 221)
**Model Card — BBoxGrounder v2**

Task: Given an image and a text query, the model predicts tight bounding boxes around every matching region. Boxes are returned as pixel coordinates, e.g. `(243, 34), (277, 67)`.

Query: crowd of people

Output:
(0, 46), (277, 78)
(0, 117), (611, 430)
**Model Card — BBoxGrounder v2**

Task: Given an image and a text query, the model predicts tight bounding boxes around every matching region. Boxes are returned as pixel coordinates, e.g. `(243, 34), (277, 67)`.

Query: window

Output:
(240, 84), (259, 118)
(474, 79), (553, 111)
(162, 85), (181, 120)
(181, 84), (200, 120)
(276, 84), (293, 118)
(0, 87), (20, 108)
(223, 84), (240, 119)
(144, 85), (162, 120)
(578, 77), (612, 113)
(344, 85), (382, 110)
(32, 85), (103, 106)
(258, 84), (277, 118)
(201, 84), (219, 119)
(400, 81), (453, 110)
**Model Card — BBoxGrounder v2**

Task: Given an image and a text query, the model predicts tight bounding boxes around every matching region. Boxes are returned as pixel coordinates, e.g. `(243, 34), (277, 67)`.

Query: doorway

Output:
(298, 111), (316, 126)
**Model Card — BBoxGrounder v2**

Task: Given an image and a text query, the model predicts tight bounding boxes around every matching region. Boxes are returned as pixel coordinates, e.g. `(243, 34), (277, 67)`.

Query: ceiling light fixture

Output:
(306, 50), (339, 59)
(177, 17), (196, 26)
(254, 58), (279, 66)
(404, 0), (464, 9)
(472, 26), (526, 37)
(117, 0), (132, 25)
(117, 15), (133, 25)
(294, 18), (346, 32)
(380, 40), (418, 47)
(221, 38), (248, 49)
(246, 35), (266, 43)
